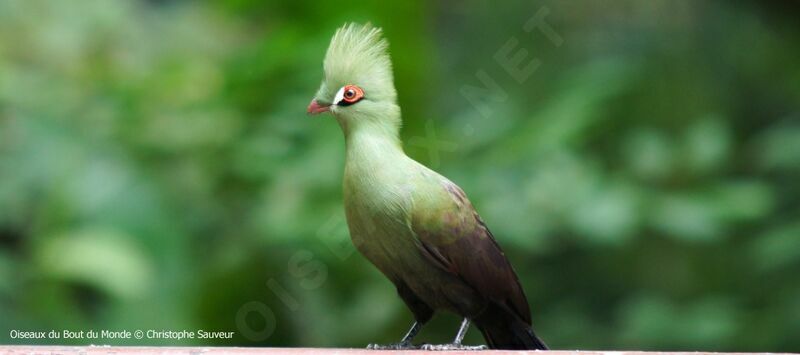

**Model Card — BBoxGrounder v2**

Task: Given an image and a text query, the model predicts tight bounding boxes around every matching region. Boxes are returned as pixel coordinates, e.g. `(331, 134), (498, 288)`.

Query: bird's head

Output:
(308, 23), (400, 136)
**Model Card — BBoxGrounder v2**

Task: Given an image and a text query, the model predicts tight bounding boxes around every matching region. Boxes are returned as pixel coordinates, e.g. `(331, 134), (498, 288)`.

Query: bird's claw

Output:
(367, 342), (417, 350)
(419, 343), (487, 351)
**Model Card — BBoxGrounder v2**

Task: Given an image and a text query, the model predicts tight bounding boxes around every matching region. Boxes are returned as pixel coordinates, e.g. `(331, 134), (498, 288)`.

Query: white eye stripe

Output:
(333, 86), (346, 105)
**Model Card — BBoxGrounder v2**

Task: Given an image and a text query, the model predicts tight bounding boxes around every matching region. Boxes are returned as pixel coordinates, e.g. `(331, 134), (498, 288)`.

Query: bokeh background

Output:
(1, 0), (799, 351)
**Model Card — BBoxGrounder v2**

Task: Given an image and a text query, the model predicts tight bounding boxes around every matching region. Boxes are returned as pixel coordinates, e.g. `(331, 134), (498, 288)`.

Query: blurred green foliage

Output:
(1, 0), (799, 351)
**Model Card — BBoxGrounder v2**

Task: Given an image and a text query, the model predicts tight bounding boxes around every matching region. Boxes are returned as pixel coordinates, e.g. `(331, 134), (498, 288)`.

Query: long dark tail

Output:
(473, 303), (548, 350)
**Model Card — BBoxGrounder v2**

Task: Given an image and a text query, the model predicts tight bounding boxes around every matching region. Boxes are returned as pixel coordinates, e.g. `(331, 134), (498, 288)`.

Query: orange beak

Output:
(307, 100), (330, 115)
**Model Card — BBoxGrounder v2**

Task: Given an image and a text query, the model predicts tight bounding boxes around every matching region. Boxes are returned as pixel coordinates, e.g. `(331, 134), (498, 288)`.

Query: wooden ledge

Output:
(2, 347), (796, 355)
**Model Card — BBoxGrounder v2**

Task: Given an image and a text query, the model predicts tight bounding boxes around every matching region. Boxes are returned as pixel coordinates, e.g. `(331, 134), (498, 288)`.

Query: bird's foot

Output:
(419, 343), (487, 351)
(366, 341), (417, 350)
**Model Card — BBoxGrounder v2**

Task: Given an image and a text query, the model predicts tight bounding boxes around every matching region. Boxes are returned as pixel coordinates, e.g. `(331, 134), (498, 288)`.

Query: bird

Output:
(307, 23), (548, 350)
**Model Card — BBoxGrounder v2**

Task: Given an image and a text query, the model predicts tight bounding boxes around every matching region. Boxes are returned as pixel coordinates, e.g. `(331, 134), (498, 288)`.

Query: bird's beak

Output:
(307, 100), (330, 115)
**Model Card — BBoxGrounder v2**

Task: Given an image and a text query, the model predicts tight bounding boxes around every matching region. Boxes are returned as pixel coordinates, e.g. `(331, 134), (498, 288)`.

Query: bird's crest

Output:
(319, 23), (396, 103)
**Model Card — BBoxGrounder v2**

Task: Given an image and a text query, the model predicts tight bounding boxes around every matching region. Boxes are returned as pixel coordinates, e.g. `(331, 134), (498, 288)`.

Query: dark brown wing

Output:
(409, 179), (532, 324)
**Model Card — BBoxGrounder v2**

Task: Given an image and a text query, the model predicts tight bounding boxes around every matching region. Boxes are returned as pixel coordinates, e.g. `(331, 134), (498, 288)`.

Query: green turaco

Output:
(307, 23), (548, 350)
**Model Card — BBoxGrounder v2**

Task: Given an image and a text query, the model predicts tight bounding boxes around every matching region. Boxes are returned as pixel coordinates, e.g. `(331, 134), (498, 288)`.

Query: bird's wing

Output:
(409, 177), (532, 324)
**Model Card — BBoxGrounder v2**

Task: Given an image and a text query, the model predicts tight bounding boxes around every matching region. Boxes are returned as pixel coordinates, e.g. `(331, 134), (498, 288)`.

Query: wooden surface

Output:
(1, 347), (794, 355)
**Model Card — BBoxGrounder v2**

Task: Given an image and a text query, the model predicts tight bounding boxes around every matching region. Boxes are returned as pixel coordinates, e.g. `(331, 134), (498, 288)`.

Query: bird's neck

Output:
(341, 116), (409, 196)
(344, 123), (405, 162)
(342, 121), (410, 209)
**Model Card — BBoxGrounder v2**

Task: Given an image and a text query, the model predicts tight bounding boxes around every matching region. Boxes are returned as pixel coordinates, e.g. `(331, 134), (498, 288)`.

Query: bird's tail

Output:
(473, 303), (548, 350)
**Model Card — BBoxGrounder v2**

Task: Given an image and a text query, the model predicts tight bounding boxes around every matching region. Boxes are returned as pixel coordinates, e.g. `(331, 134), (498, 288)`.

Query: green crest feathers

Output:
(320, 23), (396, 102)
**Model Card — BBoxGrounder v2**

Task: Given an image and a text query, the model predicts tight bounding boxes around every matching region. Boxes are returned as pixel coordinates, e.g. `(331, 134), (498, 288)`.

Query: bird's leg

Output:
(397, 321), (422, 347)
(420, 318), (488, 351)
(453, 317), (470, 345)
(366, 321), (421, 350)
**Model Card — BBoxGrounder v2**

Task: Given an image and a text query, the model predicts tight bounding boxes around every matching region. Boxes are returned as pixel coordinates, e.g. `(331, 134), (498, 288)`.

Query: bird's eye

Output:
(336, 84), (364, 106)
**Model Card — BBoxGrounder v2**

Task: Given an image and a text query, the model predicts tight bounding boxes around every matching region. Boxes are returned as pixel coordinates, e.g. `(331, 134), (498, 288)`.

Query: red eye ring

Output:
(341, 85), (364, 104)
